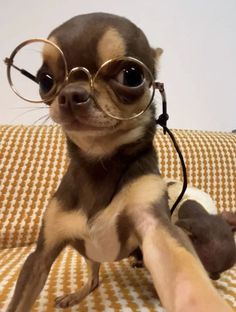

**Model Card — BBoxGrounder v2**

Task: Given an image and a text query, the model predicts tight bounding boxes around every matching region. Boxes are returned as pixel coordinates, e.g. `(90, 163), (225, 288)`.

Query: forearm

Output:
(142, 226), (233, 312)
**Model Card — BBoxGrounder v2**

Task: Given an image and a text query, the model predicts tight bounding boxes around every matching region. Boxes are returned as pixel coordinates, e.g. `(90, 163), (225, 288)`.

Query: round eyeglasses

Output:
(5, 38), (160, 120)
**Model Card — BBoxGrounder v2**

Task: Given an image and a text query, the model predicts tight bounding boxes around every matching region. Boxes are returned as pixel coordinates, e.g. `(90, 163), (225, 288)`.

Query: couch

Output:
(0, 125), (235, 311)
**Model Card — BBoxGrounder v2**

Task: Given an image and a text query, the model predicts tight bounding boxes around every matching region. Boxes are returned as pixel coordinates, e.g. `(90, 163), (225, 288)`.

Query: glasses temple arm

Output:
(4, 58), (38, 84)
(154, 81), (188, 216)
(155, 82), (169, 132)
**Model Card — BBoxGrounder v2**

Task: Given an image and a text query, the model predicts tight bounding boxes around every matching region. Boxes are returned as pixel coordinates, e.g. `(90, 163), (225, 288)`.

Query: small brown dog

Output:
(6, 13), (233, 312)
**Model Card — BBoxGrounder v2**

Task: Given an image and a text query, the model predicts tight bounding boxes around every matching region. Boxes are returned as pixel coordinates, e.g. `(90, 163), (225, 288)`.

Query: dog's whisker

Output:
(10, 108), (49, 123)
(32, 114), (50, 125)
(99, 159), (108, 171)
(41, 115), (51, 126)
(11, 106), (48, 110)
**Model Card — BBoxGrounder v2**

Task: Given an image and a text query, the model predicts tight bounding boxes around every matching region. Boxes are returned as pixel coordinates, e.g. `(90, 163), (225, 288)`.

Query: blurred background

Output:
(0, 0), (235, 131)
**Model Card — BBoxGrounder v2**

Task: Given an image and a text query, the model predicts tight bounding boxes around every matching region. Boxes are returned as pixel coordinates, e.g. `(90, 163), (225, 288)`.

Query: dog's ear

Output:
(152, 48), (163, 74)
(152, 48), (163, 62)
(154, 48), (164, 59)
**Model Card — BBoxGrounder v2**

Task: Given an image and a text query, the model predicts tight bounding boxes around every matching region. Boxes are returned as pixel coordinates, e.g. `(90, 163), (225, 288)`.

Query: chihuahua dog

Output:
(7, 13), (233, 312)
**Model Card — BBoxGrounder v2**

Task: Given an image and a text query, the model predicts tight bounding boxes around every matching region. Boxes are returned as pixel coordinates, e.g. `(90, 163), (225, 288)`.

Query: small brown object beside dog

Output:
(7, 13), (233, 312)
(176, 200), (236, 280)
(169, 180), (236, 280)
(132, 182), (236, 280)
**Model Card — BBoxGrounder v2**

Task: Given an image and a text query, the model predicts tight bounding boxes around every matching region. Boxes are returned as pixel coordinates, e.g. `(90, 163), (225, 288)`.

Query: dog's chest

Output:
(84, 218), (136, 262)
(45, 200), (137, 263)
(73, 212), (137, 262)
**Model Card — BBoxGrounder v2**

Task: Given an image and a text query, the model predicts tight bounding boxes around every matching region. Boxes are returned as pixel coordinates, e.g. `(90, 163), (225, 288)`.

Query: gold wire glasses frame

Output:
(4, 38), (68, 103)
(4, 38), (164, 121)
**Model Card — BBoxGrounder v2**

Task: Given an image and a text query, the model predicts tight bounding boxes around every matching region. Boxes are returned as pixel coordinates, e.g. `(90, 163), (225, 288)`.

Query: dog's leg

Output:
(55, 259), (100, 309)
(136, 214), (233, 312)
(7, 226), (65, 312)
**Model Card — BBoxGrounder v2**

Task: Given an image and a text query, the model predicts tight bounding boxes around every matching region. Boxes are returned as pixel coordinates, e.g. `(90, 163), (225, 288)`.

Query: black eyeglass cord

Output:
(155, 83), (188, 215)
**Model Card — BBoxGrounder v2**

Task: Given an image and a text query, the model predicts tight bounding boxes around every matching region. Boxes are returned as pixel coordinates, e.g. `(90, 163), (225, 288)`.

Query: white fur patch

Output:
(166, 179), (218, 223)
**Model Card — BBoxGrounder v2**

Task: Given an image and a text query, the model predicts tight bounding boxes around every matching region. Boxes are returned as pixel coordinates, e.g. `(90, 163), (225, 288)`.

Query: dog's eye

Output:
(116, 66), (144, 87)
(37, 72), (54, 95)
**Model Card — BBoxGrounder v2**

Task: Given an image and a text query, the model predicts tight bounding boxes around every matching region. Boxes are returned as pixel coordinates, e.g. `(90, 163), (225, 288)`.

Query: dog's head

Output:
(41, 13), (162, 157)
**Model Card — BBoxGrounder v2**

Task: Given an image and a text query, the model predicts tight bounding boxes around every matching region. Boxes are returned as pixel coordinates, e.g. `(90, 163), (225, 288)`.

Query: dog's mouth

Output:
(50, 97), (120, 133)
(61, 115), (114, 132)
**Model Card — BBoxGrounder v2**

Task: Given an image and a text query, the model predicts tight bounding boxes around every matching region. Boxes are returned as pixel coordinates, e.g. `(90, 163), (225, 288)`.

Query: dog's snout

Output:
(58, 85), (90, 110)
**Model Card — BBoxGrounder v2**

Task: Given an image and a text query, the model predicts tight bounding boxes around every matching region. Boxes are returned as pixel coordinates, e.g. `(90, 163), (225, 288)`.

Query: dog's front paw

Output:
(55, 293), (80, 309)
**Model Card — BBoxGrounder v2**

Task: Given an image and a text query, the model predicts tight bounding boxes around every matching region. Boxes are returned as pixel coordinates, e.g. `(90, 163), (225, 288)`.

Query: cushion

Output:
(0, 125), (235, 310)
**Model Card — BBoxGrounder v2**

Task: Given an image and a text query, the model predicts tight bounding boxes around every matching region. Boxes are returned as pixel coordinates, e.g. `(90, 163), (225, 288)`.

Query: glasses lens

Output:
(94, 57), (154, 119)
(8, 40), (66, 103)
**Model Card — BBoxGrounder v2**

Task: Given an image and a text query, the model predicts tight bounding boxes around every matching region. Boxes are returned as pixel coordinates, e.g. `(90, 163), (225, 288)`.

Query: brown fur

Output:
(7, 12), (233, 312)
(176, 200), (236, 280)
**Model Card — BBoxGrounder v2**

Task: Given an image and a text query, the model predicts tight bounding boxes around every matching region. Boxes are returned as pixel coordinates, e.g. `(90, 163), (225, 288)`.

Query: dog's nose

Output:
(58, 85), (90, 110)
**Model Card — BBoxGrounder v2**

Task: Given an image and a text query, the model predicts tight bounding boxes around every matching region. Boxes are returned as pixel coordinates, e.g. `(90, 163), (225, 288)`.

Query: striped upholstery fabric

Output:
(0, 125), (236, 311)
